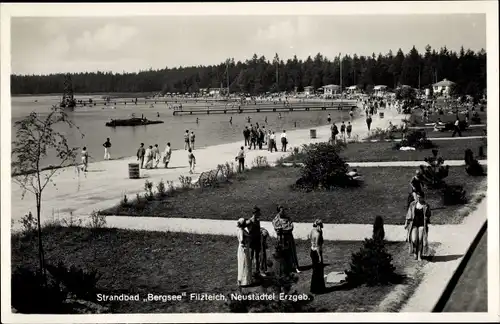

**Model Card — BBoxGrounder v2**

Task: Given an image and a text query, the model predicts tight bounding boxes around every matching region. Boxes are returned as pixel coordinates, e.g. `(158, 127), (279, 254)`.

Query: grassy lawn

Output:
(408, 109), (487, 126)
(285, 138), (486, 163)
(374, 127), (487, 139)
(12, 227), (419, 313)
(101, 166), (486, 225)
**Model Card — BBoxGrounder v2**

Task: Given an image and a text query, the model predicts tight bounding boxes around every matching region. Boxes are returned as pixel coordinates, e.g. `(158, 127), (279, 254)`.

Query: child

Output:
(81, 147), (89, 172)
(188, 148), (196, 174)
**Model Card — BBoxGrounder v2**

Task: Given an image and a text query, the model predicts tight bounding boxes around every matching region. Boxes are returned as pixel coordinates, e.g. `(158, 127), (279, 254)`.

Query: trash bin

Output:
(379, 111), (385, 119)
(128, 163), (140, 179)
(310, 129), (317, 139)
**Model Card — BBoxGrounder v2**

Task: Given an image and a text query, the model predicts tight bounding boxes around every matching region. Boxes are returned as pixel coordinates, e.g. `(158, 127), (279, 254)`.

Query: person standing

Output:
(270, 131), (277, 152)
(188, 148), (196, 174)
(452, 117), (462, 137)
(81, 147), (89, 172)
(327, 114), (332, 124)
(366, 114), (372, 132)
(330, 123), (339, 144)
(410, 170), (425, 201)
(136, 143), (146, 169)
(189, 131), (196, 150)
(144, 145), (154, 169)
(309, 219), (325, 294)
(280, 130), (288, 152)
(349, 108), (354, 122)
(236, 218), (252, 287)
(340, 121), (346, 141)
(243, 126), (250, 146)
(163, 142), (172, 168)
(272, 206), (300, 274)
(247, 207), (262, 276)
(404, 193), (431, 261)
(184, 130), (190, 150)
(259, 227), (269, 274)
(258, 127), (265, 150)
(236, 146), (245, 173)
(153, 144), (161, 168)
(103, 138), (112, 160)
(346, 121), (352, 139)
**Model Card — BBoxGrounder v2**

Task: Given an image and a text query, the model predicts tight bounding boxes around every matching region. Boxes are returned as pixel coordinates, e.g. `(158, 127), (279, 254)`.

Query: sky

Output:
(11, 14), (486, 75)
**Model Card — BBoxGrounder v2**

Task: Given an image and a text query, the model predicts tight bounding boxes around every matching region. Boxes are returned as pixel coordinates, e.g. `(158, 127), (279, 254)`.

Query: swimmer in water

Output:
(196, 118), (199, 124)
(247, 116), (251, 123)
(157, 112), (160, 118)
(265, 116), (268, 123)
(278, 113), (282, 119)
(229, 116), (233, 124)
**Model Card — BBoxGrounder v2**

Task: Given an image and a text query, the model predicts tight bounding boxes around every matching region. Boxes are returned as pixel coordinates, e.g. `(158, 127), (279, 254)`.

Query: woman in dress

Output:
(237, 218), (252, 287)
(404, 193), (431, 261)
(309, 219), (325, 294)
(272, 206), (300, 274)
(163, 142), (172, 169)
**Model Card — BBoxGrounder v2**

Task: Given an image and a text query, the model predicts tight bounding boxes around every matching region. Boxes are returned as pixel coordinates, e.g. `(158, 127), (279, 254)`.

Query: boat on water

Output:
(105, 118), (164, 127)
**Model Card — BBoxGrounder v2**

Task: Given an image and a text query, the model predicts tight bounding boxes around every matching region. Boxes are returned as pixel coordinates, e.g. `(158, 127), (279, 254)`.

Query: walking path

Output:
(10, 104), (405, 229)
(285, 160), (487, 168)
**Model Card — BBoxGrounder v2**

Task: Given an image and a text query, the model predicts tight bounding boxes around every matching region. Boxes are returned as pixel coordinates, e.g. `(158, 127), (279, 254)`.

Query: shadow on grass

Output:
(428, 254), (463, 263)
(298, 263), (331, 272)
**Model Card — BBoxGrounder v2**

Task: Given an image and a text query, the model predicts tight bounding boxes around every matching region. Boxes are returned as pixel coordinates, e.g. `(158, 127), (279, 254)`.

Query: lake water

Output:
(11, 95), (359, 168)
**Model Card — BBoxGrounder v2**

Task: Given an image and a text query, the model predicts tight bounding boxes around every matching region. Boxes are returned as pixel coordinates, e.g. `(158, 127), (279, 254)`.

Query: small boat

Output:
(105, 118), (164, 127)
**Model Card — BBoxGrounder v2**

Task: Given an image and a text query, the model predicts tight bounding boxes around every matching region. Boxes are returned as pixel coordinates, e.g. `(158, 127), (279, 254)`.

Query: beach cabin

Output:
(347, 85), (359, 93)
(374, 85), (388, 97)
(323, 84), (341, 96)
(433, 79), (455, 96)
(304, 86), (315, 95)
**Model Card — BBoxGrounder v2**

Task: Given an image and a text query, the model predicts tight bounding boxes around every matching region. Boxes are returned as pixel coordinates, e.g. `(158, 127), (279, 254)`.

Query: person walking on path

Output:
(366, 114), (373, 132)
(189, 131), (196, 150)
(280, 130), (288, 152)
(249, 127), (257, 150)
(452, 116), (462, 137)
(236, 146), (245, 173)
(346, 121), (352, 139)
(153, 144), (161, 168)
(236, 218), (252, 287)
(247, 207), (262, 276)
(349, 108), (354, 122)
(258, 127), (265, 150)
(136, 143), (146, 169)
(188, 148), (196, 174)
(103, 138), (112, 160)
(309, 219), (325, 294)
(243, 126), (250, 147)
(330, 123), (339, 144)
(144, 145), (154, 169)
(340, 121), (346, 142)
(81, 146), (89, 172)
(404, 193), (431, 261)
(267, 130), (273, 151)
(184, 130), (190, 150)
(163, 142), (172, 168)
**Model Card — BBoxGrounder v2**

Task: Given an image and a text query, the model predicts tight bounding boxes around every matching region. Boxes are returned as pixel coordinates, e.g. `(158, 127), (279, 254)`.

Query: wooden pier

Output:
(172, 102), (358, 116)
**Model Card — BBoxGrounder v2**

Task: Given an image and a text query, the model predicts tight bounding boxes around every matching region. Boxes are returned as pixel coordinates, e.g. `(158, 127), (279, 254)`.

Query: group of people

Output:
(236, 206), (327, 294)
(242, 124), (289, 153)
(80, 137), (112, 172)
(136, 143), (172, 170)
(330, 120), (354, 144)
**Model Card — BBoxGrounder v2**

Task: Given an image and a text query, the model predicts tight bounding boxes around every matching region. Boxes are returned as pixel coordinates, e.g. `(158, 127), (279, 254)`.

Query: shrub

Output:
(133, 193), (148, 212)
(420, 150), (449, 189)
(345, 237), (398, 287)
(61, 212), (83, 228)
(19, 211), (37, 236)
(156, 179), (167, 198)
(442, 185), (467, 205)
(394, 129), (436, 150)
(46, 261), (102, 301)
(275, 156), (285, 167)
(252, 156), (270, 168)
(178, 175), (192, 189)
(144, 180), (154, 201)
(87, 210), (106, 229)
(366, 128), (396, 141)
(165, 180), (175, 193)
(120, 194), (129, 208)
(294, 142), (355, 191)
(11, 266), (69, 314)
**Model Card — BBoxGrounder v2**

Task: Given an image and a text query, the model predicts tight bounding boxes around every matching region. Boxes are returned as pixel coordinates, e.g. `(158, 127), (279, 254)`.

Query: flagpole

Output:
(340, 53), (343, 111)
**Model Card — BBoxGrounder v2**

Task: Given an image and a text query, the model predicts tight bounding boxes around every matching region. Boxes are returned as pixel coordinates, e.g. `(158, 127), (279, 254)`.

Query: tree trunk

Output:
(36, 195), (47, 286)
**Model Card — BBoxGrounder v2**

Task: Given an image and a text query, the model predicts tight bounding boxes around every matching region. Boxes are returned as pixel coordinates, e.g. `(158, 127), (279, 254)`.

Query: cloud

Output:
(45, 35), (70, 58)
(74, 23), (139, 53)
(255, 20), (296, 42)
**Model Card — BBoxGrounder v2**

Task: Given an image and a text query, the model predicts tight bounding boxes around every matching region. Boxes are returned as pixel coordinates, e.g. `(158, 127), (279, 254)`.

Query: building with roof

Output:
(433, 79), (455, 96)
(373, 85), (388, 97)
(323, 84), (340, 96)
(303, 86), (315, 95)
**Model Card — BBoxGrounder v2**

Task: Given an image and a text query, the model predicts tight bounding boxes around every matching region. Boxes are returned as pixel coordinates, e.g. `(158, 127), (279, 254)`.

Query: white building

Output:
(347, 85), (359, 93)
(433, 79), (455, 96)
(323, 84), (341, 96)
(303, 86), (315, 95)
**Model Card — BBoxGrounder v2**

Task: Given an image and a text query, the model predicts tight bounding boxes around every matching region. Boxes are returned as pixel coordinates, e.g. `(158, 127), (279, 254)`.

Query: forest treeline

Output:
(11, 45), (486, 97)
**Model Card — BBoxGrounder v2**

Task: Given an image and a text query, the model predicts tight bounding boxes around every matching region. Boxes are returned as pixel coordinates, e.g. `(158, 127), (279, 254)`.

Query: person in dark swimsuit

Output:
(410, 170), (424, 201)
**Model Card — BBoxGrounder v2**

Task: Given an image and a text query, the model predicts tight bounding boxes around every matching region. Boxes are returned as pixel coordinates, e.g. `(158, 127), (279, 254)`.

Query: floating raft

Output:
(105, 118), (164, 127)
(172, 102), (358, 116)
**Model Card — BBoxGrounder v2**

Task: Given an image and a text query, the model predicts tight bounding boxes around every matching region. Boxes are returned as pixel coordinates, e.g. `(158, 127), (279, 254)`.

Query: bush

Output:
(19, 211), (37, 236)
(120, 194), (129, 208)
(87, 210), (106, 229)
(294, 142), (355, 191)
(61, 212), (83, 228)
(11, 266), (68, 314)
(394, 129), (436, 150)
(420, 150), (449, 189)
(178, 176), (193, 189)
(373, 216), (385, 242)
(442, 185), (467, 205)
(144, 180), (154, 201)
(46, 261), (102, 301)
(366, 128), (396, 141)
(345, 238), (398, 287)
(464, 149), (486, 176)
(252, 156), (270, 168)
(156, 179), (167, 198)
